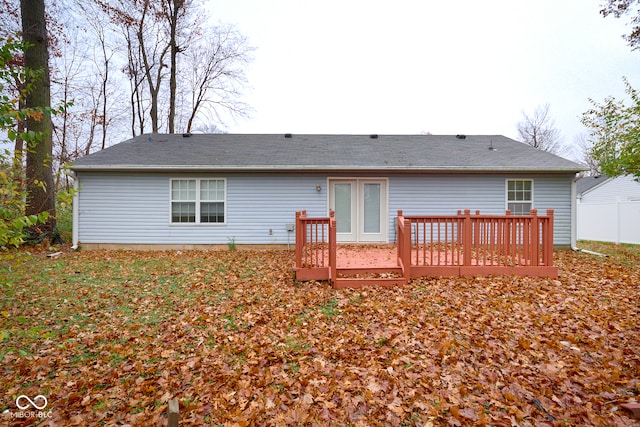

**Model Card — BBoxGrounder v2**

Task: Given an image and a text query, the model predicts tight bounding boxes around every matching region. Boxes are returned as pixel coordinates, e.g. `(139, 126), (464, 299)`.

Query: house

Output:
(577, 175), (640, 244)
(69, 133), (585, 249)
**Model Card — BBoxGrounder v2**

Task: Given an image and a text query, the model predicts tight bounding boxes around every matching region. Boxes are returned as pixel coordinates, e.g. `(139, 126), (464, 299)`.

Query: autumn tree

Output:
(20, 0), (56, 240)
(600, 0), (640, 49)
(517, 104), (565, 155)
(581, 78), (640, 180)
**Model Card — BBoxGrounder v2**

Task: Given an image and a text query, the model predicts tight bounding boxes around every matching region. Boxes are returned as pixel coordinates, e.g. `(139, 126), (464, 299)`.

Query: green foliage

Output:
(0, 169), (51, 249)
(581, 77), (640, 180)
(54, 188), (74, 243)
(0, 37), (51, 249)
(227, 236), (236, 251)
(0, 37), (45, 130)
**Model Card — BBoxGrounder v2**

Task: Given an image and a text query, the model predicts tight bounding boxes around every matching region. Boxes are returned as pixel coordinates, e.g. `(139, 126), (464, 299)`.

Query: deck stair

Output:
(334, 267), (407, 289)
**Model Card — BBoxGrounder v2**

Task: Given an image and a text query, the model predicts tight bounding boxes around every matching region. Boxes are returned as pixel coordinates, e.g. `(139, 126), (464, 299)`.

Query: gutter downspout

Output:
(71, 171), (79, 250)
(571, 172), (582, 251)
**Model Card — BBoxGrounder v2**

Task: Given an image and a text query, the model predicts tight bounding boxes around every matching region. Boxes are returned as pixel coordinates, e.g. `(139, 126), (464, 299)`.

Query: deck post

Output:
(530, 209), (539, 266)
(295, 211), (302, 271)
(544, 209), (554, 266)
(504, 210), (512, 255)
(462, 209), (472, 267)
(402, 217), (411, 280)
(396, 210), (411, 280)
(397, 209), (403, 251)
(329, 210), (337, 287)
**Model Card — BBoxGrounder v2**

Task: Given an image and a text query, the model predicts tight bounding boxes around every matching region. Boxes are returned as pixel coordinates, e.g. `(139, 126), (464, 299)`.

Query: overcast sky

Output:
(206, 0), (640, 158)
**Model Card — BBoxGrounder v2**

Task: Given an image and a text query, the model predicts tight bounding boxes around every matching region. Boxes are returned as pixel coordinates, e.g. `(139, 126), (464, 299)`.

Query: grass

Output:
(578, 240), (640, 269)
(0, 245), (638, 425)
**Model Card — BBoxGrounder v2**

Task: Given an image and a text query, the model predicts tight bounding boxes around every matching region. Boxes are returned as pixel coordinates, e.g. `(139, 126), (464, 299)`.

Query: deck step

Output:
(336, 267), (403, 276)
(334, 266), (407, 288)
(333, 277), (408, 289)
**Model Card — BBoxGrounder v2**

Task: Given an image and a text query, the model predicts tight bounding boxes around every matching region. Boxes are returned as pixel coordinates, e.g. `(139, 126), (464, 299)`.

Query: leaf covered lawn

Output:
(0, 248), (638, 426)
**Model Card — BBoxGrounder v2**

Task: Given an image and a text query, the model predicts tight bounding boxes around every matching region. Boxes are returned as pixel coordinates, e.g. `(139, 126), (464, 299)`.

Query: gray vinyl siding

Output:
(388, 174), (573, 245)
(76, 172), (574, 246)
(77, 172), (327, 245)
(581, 175), (640, 203)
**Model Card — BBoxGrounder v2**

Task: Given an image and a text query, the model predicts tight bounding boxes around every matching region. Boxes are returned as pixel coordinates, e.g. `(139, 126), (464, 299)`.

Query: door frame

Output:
(327, 177), (389, 243)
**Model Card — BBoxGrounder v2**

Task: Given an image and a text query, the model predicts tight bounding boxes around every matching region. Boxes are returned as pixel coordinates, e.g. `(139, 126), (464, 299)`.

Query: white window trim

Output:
(505, 178), (534, 214)
(169, 178), (227, 225)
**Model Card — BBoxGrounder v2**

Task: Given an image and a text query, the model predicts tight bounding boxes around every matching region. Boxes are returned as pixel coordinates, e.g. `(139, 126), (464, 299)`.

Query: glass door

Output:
(358, 180), (387, 242)
(329, 179), (387, 242)
(330, 181), (357, 242)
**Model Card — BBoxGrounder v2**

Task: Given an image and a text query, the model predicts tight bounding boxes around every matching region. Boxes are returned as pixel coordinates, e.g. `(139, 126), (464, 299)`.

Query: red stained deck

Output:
(295, 209), (558, 288)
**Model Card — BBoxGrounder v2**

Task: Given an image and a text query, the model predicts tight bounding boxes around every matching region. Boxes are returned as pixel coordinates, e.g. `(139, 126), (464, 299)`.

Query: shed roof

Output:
(576, 175), (610, 196)
(71, 133), (586, 173)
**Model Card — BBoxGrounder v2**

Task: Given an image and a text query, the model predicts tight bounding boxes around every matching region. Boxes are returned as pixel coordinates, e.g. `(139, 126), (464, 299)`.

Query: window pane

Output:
(363, 183), (381, 233)
(507, 180), (532, 203)
(172, 202), (195, 222)
(201, 179), (224, 201)
(508, 202), (531, 215)
(334, 183), (352, 233)
(172, 180), (196, 201)
(201, 202), (224, 223)
(200, 179), (209, 198)
(188, 180), (195, 199)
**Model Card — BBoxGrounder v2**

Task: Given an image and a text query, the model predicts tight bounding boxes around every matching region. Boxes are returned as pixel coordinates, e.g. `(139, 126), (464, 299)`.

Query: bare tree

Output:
(181, 24), (253, 133)
(164, 0), (182, 134)
(517, 104), (565, 155)
(573, 133), (601, 176)
(95, 0), (252, 135)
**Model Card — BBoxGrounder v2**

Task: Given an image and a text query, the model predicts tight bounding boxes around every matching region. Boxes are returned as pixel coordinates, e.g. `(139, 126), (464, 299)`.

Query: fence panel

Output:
(578, 201), (640, 244)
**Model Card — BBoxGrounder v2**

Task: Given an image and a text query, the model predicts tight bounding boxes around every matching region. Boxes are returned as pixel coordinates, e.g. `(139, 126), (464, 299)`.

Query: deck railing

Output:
(295, 208), (557, 285)
(294, 210), (336, 281)
(396, 209), (557, 277)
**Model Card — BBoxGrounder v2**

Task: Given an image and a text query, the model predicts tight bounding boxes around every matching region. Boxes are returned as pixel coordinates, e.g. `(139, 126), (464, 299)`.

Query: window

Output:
(171, 179), (225, 224)
(506, 179), (533, 215)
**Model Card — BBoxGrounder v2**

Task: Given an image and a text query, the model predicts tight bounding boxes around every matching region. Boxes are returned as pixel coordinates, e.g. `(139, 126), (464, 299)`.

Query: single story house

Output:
(576, 175), (640, 244)
(69, 133), (586, 249)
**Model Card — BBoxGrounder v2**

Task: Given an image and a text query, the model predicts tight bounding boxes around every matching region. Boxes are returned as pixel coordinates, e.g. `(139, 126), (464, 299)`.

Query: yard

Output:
(0, 245), (638, 426)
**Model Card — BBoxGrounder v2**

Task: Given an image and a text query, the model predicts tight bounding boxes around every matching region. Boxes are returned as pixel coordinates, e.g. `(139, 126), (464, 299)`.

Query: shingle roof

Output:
(576, 175), (610, 196)
(70, 133), (586, 173)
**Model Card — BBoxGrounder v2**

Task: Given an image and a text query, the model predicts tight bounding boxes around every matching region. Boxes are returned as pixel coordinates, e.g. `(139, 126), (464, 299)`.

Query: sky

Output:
(205, 0), (640, 159)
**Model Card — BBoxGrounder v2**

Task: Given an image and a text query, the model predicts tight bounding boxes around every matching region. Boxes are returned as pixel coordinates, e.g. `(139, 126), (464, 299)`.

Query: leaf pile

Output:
(0, 248), (638, 426)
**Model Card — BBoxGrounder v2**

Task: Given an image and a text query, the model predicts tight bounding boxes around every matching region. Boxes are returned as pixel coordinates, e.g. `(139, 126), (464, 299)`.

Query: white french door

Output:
(329, 179), (388, 243)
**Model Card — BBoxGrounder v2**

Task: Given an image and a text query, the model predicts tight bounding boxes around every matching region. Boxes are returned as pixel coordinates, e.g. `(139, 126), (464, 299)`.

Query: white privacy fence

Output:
(577, 201), (640, 244)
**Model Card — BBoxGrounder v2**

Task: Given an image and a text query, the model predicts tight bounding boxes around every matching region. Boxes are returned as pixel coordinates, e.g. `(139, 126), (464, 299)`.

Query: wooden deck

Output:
(295, 209), (558, 288)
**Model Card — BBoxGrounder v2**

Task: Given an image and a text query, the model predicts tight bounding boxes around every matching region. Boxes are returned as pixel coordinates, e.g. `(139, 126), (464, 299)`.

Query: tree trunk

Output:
(168, 0), (180, 134)
(20, 0), (56, 238)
